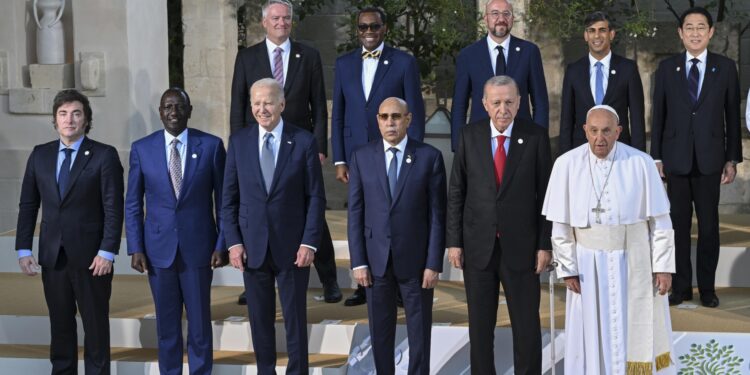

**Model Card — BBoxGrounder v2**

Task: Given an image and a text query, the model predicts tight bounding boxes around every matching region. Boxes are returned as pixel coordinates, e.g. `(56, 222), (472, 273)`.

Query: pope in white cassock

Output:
(542, 105), (676, 374)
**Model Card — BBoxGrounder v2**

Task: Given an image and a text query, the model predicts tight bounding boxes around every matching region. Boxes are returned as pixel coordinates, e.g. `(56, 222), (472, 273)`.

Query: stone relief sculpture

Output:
(33, 0), (66, 64)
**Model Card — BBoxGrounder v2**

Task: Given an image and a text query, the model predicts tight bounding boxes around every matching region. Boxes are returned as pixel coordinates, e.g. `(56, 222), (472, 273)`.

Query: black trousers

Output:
(312, 220), (338, 285)
(666, 168), (722, 296)
(42, 248), (112, 375)
(463, 239), (541, 375)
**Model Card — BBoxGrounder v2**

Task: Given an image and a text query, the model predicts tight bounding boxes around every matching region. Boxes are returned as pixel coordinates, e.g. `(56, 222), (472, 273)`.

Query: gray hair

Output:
(251, 78), (285, 102)
(262, 0), (293, 19)
(586, 104), (620, 124)
(380, 97), (409, 112)
(483, 75), (519, 98)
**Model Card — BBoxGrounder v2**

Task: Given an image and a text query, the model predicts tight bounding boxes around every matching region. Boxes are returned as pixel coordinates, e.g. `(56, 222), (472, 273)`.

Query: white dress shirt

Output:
(589, 51), (612, 101)
(265, 38), (291, 82)
(486, 34), (510, 74)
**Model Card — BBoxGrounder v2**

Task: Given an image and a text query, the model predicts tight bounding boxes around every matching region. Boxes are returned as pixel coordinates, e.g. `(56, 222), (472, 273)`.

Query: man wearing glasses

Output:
(332, 6), (425, 306)
(651, 6), (742, 308)
(450, 0), (549, 151)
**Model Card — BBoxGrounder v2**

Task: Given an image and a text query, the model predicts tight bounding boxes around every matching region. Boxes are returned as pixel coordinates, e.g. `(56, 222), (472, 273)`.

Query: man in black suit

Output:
(447, 76), (552, 375)
(651, 6), (742, 308)
(229, 0), (341, 304)
(15, 89), (124, 374)
(559, 11), (646, 154)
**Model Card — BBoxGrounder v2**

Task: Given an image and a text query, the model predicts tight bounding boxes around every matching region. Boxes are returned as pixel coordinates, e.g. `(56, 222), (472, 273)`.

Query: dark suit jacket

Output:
(331, 45), (425, 164)
(230, 39), (328, 155)
(651, 51), (742, 175)
(222, 123), (325, 270)
(446, 118), (552, 270)
(559, 53), (646, 153)
(451, 35), (549, 150)
(347, 138), (446, 279)
(125, 129), (226, 269)
(16, 137), (124, 268)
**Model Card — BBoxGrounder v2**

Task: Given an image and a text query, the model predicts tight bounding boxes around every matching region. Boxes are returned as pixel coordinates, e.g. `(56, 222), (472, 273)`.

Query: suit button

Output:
(692, 112), (696, 115)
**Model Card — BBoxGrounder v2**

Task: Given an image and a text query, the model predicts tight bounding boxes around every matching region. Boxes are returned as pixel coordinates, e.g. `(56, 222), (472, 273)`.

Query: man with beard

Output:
(331, 6), (425, 306)
(451, 0), (549, 151)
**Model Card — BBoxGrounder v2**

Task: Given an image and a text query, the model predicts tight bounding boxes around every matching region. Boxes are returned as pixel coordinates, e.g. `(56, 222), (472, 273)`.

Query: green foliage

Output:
(677, 339), (744, 375)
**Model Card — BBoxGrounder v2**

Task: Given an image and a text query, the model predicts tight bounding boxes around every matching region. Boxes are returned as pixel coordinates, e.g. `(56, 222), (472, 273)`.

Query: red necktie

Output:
(494, 135), (507, 188)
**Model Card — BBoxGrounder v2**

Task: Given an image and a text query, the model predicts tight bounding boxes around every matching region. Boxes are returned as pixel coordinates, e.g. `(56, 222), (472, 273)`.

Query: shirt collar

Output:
(266, 38), (291, 54)
(362, 43), (385, 54)
(587, 141), (618, 162)
(487, 34), (511, 53)
(686, 49), (708, 64)
(383, 135), (408, 154)
(259, 119), (285, 141)
(59, 136), (84, 151)
(164, 129), (188, 147)
(490, 121), (513, 138)
(588, 50), (612, 68)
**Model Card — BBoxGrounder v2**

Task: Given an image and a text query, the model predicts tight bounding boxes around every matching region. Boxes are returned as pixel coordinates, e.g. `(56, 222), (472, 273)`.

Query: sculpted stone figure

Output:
(34, 0), (66, 64)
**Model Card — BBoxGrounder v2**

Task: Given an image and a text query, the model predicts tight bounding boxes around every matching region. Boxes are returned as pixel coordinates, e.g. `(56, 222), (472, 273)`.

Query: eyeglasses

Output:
(682, 25), (709, 35)
(488, 10), (513, 19)
(377, 113), (405, 121)
(358, 23), (383, 32)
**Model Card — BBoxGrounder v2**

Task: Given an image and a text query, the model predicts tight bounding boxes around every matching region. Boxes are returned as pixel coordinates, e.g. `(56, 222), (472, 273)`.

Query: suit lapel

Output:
(256, 43), (274, 78)
(578, 58), (596, 107)
(603, 54), (620, 103)
(180, 129), (202, 202)
(285, 42), (302, 94)
(269, 125), (294, 195)
(475, 122), (497, 192)
(43, 142), (62, 205)
(372, 143), (391, 205)
(506, 36), (520, 75)
(62, 137), (94, 202)
(367, 46), (393, 104)
(498, 122), (526, 198)
(695, 52), (718, 108)
(676, 52), (693, 107)
(391, 140), (416, 207)
(247, 127), (266, 195)
(154, 132), (177, 204)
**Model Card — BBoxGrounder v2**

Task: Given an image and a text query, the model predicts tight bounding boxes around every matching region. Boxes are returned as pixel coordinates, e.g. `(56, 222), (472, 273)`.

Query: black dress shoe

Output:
(668, 292), (693, 306)
(700, 292), (719, 308)
(344, 286), (367, 306)
(323, 282), (343, 303)
(238, 292), (247, 305)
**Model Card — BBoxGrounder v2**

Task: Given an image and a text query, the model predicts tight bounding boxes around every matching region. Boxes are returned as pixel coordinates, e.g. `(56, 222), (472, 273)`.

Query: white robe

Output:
(542, 143), (676, 374)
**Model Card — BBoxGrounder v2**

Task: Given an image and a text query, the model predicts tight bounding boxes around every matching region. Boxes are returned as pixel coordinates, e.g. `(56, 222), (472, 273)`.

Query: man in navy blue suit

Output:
(451, 0), (548, 150)
(125, 87), (227, 374)
(223, 78), (326, 374)
(332, 6), (425, 306)
(347, 97), (446, 375)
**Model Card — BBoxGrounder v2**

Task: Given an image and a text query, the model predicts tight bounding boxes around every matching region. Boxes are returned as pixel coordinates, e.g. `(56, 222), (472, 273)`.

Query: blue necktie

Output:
(495, 46), (506, 76)
(58, 148), (73, 199)
(594, 61), (604, 105)
(261, 133), (275, 192)
(387, 147), (399, 198)
(688, 58), (700, 105)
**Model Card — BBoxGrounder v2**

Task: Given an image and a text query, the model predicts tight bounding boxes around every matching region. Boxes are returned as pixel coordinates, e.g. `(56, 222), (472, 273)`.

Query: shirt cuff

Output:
(97, 250), (115, 262)
(353, 265), (368, 270)
(334, 161), (347, 166)
(17, 249), (32, 259)
(228, 244), (243, 251)
(301, 244), (317, 252)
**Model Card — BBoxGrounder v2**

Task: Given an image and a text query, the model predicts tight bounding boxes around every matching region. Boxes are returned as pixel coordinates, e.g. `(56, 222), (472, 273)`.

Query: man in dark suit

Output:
(332, 6), (425, 306)
(15, 89), (124, 374)
(446, 76), (552, 375)
(348, 97), (446, 375)
(559, 11), (646, 154)
(223, 78), (326, 374)
(125, 87), (227, 374)
(229, 0), (341, 304)
(651, 7), (742, 308)
(451, 0), (549, 151)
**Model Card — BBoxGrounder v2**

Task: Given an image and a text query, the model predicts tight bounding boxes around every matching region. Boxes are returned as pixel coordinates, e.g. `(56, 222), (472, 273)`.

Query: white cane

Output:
(547, 261), (558, 375)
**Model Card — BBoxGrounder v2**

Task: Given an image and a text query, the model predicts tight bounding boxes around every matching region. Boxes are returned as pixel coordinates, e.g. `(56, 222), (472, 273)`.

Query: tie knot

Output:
(170, 138), (180, 147)
(497, 135), (506, 143)
(595, 61), (603, 68)
(63, 148), (73, 156)
(264, 132), (274, 142)
(496, 45), (504, 52)
(274, 47), (283, 54)
(362, 50), (381, 59)
(388, 147), (399, 155)
(690, 57), (700, 65)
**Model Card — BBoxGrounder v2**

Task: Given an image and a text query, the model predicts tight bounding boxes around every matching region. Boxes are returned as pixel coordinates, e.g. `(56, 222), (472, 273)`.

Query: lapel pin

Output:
(517, 138), (524, 144)
(676, 66), (681, 72)
(515, 46), (520, 52)
(295, 53), (300, 58)
(287, 140), (293, 144)
(711, 67), (716, 72)
(384, 60), (389, 65)
(406, 154), (413, 164)
(192, 153), (197, 159)
(611, 69), (616, 75)
(84, 150), (90, 156)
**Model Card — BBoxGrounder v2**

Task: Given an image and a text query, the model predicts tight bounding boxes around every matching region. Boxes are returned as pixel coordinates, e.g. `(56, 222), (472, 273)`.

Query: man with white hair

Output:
(542, 105), (676, 374)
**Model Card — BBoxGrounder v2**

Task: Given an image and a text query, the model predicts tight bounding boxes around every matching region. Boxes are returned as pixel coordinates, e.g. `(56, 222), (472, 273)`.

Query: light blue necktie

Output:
(261, 133), (275, 192)
(387, 147), (399, 198)
(594, 61), (604, 105)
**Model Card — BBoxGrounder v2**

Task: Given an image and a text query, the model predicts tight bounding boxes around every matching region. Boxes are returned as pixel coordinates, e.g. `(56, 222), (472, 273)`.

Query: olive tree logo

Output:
(678, 339), (744, 375)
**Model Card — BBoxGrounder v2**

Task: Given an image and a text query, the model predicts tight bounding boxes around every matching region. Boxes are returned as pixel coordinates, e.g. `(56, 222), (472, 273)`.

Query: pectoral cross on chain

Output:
(592, 201), (606, 224)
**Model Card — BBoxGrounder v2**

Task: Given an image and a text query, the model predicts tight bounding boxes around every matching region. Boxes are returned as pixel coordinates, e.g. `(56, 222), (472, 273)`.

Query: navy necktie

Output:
(58, 148), (73, 198)
(261, 133), (275, 192)
(594, 61), (605, 105)
(387, 147), (399, 198)
(495, 46), (506, 76)
(688, 58), (700, 105)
